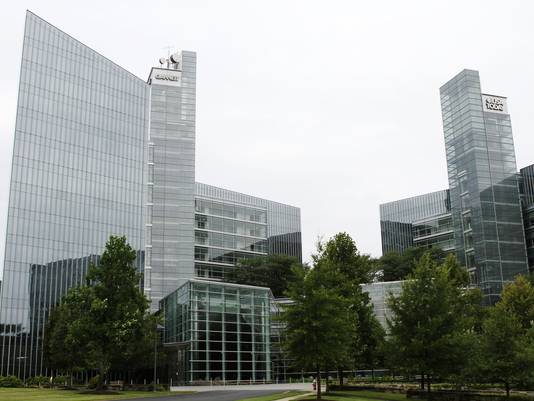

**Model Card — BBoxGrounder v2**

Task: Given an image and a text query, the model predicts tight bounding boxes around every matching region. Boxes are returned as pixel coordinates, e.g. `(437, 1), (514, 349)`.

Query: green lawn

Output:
(237, 391), (309, 401)
(0, 388), (188, 401)
(294, 390), (407, 401)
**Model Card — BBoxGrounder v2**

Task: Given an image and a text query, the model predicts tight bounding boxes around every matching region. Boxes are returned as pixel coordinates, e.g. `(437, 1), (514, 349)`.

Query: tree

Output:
(313, 233), (383, 386)
(480, 304), (534, 397)
(45, 286), (94, 378)
(386, 253), (481, 392)
(281, 264), (352, 400)
(227, 254), (299, 297)
(314, 232), (373, 284)
(45, 236), (158, 390)
(379, 247), (448, 282)
(498, 275), (534, 330)
(479, 275), (534, 396)
(352, 299), (386, 375)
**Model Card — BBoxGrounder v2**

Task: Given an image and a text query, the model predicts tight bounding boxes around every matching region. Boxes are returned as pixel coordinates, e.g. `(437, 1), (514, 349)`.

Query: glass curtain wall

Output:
(380, 190), (451, 254)
(0, 12), (148, 377)
(194, 183), (302, 281)
(145, 52), (197, 311)
(161, 280), (271, 384)
(440, 69), (527, 304)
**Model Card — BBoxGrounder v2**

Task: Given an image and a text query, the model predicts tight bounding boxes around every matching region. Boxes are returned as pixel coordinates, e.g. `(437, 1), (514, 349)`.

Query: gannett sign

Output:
(481, 94), (508, 114)
(155, 73), (179, 82)
(149, 68), (182, 87)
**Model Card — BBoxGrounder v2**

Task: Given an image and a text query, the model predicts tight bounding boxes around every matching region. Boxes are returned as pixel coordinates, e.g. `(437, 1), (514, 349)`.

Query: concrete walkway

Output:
(170, 383), (318, 392)
(274, 391), (315, 401)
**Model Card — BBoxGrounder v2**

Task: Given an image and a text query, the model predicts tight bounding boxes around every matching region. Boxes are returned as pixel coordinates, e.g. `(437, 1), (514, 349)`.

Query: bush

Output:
(0, 375), (23, 387)
(53, 375), (69, 386)
(147, 383), (166, 392)
(26, 376), (49, 387)
(88, 375), (101, 389)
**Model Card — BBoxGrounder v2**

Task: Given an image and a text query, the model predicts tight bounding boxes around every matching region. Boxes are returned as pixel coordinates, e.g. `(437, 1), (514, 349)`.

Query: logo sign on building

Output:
(481, 94), (508, 114)
(149, 68), (182, 87)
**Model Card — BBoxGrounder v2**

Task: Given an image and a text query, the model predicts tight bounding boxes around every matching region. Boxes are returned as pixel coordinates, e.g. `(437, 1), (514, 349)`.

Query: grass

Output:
(237, 391), (309, 401)
(294, 390), (408, 401)
(0, 387), (189, 401)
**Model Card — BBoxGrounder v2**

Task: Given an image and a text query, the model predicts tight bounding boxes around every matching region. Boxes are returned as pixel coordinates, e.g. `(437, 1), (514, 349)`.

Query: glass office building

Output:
(380, 190), (453, 254)
(440, 69), (528, 303)
(0, 11), (301, 379)
(0, 11), (147, 377)
(520, 164), (534, 270)
(380, 70), (531, 305)
(194, 183), (302, 281)
(160, 280), (271, 384)
(361, 281), (403, 330)
(144, 52), (197, 311)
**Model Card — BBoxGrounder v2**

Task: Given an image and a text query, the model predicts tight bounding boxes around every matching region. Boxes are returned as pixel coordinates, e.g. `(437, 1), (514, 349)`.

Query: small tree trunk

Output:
(427, 375), (431, 394)
(505, 382), (510, 398)
(338, 368), (343, 386)
(420, 372), (425, 390)
(316, 367), (321, 401)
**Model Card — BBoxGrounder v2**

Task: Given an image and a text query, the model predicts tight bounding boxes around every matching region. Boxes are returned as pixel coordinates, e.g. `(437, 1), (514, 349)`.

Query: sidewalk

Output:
(170, 383), (322, 392)
(275, 391), (315, 401)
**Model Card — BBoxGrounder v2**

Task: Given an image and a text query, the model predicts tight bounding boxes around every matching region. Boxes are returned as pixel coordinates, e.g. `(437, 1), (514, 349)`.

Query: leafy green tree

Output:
(386, 253), (481, 392)
(314, 232), (373, 284)
(379, 247), (448, 282)
(45, 286), (93, 378)
(45, 236), (158, 390)
(281, 264), (352, 400)
(313, 233), (384, 385)
(498, 275), (534, 330)
(227, 254), (299, 297)
(480, 303), (534, 397)
(352, 299), (386, 375)
(478, 275), (534, 396)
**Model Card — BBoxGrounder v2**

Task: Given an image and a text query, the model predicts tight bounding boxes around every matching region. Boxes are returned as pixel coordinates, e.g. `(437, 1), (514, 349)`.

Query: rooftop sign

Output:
(481, 94), (508, 114)
(149, 68), (182, 87)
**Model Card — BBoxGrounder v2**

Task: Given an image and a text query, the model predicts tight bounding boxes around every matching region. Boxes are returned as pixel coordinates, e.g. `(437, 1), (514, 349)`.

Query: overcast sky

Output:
(0, 0), (533, 267)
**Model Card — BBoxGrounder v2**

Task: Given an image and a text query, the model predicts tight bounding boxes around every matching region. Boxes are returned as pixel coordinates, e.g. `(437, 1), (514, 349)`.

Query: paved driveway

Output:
(123, 390), (282, 401)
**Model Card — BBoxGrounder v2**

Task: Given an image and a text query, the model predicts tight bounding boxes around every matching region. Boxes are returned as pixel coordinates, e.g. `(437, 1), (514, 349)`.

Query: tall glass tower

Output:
(0, 11), (148, 376)
(145, 53), (197, 311)
(440, 69), (528, 304)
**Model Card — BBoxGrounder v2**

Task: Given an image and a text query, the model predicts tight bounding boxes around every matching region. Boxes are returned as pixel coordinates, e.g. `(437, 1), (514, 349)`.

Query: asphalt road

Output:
(123, 390), (282, 401)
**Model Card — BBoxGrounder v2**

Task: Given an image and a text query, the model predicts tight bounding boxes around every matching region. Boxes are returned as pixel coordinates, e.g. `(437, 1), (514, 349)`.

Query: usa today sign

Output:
(149, 68), (182, 87)
(481, 94), (508, 114)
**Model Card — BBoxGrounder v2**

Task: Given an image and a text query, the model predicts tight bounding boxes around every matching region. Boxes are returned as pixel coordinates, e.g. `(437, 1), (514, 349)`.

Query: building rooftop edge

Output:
(26, 10), (145, 84)
(379, 188), (449, 208)
(196, 181), (301, 211)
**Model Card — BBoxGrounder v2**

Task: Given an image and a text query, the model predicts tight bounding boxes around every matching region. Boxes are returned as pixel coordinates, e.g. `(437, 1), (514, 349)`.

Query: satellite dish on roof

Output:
(170, 52), (181, 64)
(159, 57), (166, 65)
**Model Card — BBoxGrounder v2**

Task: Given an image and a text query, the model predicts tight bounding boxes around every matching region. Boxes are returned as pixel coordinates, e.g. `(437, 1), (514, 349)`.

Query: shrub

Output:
(0, 375), (23, 387)
(53, 375), (69, 386)
(147, 383), (166, 392)
(27, 376), (49, 387)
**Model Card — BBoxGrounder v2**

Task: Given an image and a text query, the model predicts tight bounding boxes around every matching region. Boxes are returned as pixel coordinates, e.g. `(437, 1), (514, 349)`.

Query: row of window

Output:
(195, 198), (266, 223)
(195, 231), (267, 253)
(195, 215), (266, 238)
(194, 247), (262, 266)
